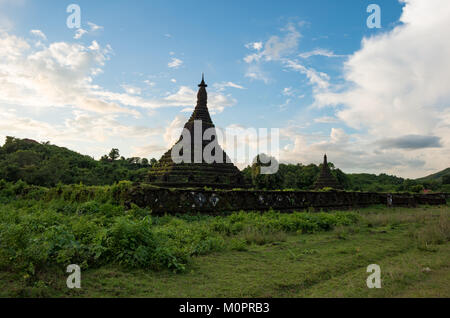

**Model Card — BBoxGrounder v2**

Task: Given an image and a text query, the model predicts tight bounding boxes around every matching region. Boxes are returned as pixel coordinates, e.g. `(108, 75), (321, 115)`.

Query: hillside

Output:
(416, 168), (450, 183)
(0, 137), (152, 187)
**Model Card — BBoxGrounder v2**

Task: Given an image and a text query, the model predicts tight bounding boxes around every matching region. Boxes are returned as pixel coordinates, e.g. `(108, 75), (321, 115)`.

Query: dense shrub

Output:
(0, 184), (361, 276)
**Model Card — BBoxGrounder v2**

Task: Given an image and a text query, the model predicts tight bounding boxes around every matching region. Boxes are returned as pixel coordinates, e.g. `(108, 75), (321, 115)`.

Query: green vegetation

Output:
(244, 161), (450, 192)
(2, 137), (449, 192)
(416, 167), (450, 183)
(0, 137), (156, 187)
(1, 137), (448, 298)
(0, 180), (360, 276)
(0, 192), (448, 297)
(0, 180), (448, 297)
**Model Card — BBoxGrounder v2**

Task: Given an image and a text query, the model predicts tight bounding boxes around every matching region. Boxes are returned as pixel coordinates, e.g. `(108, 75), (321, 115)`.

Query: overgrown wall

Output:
(123, 184), (448, 214)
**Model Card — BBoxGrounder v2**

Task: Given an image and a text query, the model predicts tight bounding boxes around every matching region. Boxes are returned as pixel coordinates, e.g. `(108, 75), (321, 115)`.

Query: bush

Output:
(0, 189), (361, 276)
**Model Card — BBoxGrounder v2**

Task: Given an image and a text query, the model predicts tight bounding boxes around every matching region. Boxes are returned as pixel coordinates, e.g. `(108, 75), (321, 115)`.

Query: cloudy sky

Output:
(0, 0), (449, 178)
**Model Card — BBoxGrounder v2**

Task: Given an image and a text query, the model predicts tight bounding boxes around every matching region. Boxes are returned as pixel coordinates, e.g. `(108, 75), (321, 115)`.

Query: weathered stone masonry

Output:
(122, 185), (447, 215)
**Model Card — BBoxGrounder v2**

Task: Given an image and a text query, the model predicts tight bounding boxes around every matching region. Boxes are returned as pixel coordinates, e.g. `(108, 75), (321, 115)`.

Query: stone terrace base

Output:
(121, 184), (448, 215)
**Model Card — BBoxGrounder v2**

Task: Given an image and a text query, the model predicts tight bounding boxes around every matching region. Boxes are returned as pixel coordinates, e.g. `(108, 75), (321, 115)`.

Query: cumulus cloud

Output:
(311, 0), (450, 176)
(168, 57), (183, 69)
(0, 32), (137, 115)
(0, 31), (236, 117)
(279, 125), (429, 177)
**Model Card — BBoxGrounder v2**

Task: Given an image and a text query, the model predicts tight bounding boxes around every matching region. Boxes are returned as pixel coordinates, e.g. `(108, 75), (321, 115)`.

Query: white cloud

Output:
(245, 41), (263, 51)
(298, 49), (343, 59)
(312, 0), (450, 176)
(164, 86), (236, 114)
(284, 59), (330, 91)
(244, 64), (269, 83)
(87, 22), (103, 32)
(244, 23), (301, 65)
(278, 125), (429, 177)
(121, 84), (141, 95)
(0, 31), (234, 116)
(30, 29), (46, 40)
(213, 81), (245, 92)
(0, 32), (138, 115)
(163, 115), (186, 145)
(314, 116), (339, 124)
(73, 22), (102, 40)
(168, 57), (183, 69)
(74, 28), (88, 39)
(243, 23), (301, 83)
(0, 107), (163, 158)
(283, 87), (293, 96)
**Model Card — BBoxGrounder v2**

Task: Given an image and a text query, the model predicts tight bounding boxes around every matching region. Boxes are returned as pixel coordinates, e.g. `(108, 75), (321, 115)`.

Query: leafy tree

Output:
(442, 174), (450, 185)
(109, 148), (120, 161)
(411, 184), (424, 193)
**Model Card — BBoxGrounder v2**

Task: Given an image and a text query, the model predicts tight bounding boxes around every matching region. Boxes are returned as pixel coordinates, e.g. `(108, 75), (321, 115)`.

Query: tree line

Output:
(1, 137), (449, 192)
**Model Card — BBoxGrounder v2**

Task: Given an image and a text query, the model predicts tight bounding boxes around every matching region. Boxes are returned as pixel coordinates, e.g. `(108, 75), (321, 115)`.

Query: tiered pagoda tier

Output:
(313, 154), (341, 189)
(148, 75), (246, 188)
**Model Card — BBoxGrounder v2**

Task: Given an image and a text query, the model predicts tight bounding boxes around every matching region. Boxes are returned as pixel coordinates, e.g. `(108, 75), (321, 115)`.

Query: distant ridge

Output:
(416, 167), (450, 182)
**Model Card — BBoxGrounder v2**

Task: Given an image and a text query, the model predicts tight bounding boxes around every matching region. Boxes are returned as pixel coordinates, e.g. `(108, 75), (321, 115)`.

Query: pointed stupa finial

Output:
(324, 153), (328, 165)
(198, 73), (207, 87)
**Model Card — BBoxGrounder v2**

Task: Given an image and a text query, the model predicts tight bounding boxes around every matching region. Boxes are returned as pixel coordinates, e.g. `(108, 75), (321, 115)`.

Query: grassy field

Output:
(0, 200), (448, 297)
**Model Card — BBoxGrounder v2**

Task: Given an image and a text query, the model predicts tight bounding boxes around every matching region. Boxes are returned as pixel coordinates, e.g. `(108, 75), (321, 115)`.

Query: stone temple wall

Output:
(121, 185), (448, 215)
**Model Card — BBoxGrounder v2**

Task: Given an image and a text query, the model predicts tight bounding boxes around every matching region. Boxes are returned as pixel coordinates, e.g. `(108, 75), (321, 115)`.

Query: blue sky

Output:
(0, 0), (449, 178)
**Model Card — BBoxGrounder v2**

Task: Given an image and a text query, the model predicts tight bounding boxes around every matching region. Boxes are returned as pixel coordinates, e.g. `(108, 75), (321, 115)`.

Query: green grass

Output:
(0, 204), (448, 298)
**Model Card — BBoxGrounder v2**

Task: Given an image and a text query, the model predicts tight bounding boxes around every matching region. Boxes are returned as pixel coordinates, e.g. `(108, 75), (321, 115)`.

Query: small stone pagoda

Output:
(313, 154), (341, 189)
(148, 75), (246, 188)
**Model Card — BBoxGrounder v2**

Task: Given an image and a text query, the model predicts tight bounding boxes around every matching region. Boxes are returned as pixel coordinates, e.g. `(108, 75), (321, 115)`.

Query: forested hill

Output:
(416, 168), (450, 183)
(0, 136), (449, 192)
(0, 137), (155, 187)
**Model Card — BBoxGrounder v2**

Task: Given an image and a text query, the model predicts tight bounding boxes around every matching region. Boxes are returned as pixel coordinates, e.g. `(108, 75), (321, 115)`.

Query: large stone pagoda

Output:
(148, 75), (246, 188)
(313, 154), (341, 189)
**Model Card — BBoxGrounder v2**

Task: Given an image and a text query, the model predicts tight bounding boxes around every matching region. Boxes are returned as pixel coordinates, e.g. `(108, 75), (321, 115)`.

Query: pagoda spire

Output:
(189, 73), (212, 124)
(198, 73), (207, 87)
